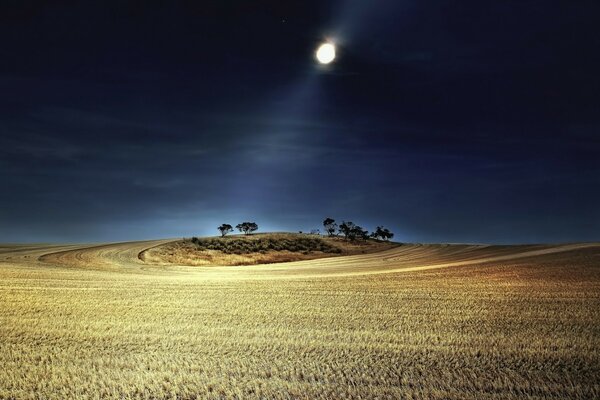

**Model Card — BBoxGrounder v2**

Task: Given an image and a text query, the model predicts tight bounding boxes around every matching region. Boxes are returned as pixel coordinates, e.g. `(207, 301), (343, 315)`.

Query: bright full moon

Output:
(316, 43), (336, 64)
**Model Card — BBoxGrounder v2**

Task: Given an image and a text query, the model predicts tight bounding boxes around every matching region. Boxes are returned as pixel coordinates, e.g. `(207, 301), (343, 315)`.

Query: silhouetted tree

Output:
(339, 221), (369, 241)
(339, 221), (358, 240)
(370, 226), (394, 241)
(236, 222), (258, 235)
(323, 217), (337, 237)
(338, 221), (352, 240)
(356, 226), (370, 241)
(217, 224), (233, 237)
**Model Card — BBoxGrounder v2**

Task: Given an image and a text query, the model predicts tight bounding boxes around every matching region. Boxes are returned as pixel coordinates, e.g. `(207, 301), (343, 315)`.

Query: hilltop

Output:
(141, 232), (399, 266)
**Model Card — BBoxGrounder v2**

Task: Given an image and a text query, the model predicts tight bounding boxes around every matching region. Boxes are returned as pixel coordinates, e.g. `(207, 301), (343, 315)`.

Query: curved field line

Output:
(17, 239), (600, 279)
(36, 239), (176, 271)
(310, 242), (600, 278)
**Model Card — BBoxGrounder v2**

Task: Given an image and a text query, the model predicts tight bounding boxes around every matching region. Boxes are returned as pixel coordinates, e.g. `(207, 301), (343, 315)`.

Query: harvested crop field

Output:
(0, 240), (599, 399)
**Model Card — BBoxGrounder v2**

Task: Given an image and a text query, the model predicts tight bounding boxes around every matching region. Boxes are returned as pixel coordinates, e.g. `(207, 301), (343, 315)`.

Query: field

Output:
(0, 239), (599, 399)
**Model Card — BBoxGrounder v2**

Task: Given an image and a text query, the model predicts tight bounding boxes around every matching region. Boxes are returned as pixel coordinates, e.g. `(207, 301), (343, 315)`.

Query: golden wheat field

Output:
(0, 239), (599, 399)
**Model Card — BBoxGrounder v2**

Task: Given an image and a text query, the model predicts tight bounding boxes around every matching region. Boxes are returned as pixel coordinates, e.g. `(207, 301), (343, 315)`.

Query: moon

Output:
(316, 43), (336, 64)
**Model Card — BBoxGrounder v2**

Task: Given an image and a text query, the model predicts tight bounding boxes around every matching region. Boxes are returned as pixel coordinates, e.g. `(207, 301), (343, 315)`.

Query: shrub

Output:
(187, 236), (340, 255)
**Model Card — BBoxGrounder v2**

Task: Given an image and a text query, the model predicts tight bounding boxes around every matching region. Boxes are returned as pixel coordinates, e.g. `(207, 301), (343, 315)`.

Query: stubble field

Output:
(0, 240), (599, 399)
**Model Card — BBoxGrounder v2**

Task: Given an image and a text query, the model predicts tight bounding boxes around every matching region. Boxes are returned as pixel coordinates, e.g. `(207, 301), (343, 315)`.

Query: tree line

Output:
(216, 218), (393, 242)
(323, 218), (394, 241)
(218, 222), (258, 237)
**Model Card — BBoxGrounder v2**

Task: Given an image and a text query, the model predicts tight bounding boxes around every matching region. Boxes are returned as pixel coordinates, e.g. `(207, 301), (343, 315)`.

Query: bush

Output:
(187, 236), (340, 254)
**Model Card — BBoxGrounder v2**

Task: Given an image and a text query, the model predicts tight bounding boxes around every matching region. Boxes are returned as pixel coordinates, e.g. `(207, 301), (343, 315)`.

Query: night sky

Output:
(1, 1), (599, 243)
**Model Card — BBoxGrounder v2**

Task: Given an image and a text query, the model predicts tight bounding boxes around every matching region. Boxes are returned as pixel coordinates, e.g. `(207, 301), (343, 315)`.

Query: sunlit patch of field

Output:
(0, 241), (599, 399)
(142, 233), (398, 266)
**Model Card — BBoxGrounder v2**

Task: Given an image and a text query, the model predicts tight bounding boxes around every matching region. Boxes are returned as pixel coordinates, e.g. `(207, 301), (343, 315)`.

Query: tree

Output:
(370, 226), (394, 241)
(217, 224), (233, 237)
(338, 221), (354, 240)
(356, 226), (370, 241)
(339, 221), (369, 241)
(236, 222), (258, 235)
(323, 217), (337, 237)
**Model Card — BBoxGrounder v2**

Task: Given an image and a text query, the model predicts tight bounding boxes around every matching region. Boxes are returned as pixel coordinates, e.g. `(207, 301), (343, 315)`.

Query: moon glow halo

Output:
(316, 43), (336, 64)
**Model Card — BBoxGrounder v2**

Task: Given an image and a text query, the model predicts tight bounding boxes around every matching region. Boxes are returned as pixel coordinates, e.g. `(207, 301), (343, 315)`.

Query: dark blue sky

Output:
(1, 1), (599, 243)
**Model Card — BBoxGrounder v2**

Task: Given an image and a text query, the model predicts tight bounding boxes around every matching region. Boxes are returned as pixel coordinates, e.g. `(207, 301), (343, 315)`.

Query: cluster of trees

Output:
(323, 218), (394, 241)
(218, 222), (258, 237)
(215, 218), (393, 242)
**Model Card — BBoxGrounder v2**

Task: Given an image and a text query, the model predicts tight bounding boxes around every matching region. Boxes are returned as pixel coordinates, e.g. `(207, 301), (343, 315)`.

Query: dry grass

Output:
(142, 233), (397, 266)
(0, 241), (599, 399)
